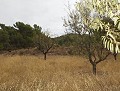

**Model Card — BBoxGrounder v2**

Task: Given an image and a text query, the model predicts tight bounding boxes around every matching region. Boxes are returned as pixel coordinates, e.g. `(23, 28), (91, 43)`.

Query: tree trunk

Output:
(113, 53), (117, 60)
(44, 53), (47, 60)
(92, 63), (97, 75)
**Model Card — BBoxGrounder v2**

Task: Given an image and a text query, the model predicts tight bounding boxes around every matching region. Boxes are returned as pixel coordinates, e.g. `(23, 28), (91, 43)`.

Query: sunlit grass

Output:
(0, 55), (120, 91)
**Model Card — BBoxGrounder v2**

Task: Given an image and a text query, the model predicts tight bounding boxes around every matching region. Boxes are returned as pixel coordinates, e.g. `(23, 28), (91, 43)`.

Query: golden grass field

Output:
(0, 54), (120, 91)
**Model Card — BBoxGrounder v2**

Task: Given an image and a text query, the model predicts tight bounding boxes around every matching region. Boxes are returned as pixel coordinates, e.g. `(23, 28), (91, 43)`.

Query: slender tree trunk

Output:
(44, 53), (47, 60)
(113, 53), (117, 60)
(92, 63), (97, 75)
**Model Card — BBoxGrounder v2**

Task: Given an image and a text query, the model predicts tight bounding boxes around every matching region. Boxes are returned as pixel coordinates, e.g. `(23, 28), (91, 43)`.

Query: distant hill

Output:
(53, 33), (80, 47)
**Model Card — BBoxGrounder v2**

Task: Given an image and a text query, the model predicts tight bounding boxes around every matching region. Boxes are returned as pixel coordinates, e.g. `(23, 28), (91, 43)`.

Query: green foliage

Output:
(13, 22), (35, 48)
(0, 29), (10, 50)
(54, 33), (79, 46)
(0, 22), (43, 51)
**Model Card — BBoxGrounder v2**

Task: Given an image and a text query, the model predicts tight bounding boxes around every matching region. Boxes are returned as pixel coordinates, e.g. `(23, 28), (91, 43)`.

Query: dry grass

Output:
(0, 54), (120, 91)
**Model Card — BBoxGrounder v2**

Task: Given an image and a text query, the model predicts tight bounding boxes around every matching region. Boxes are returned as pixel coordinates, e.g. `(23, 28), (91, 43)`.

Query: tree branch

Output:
(96, 52), (111, 64)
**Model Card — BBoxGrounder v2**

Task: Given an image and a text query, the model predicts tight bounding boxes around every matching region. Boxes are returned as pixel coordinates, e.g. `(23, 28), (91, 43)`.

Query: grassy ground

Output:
(0, 55), (120, 91)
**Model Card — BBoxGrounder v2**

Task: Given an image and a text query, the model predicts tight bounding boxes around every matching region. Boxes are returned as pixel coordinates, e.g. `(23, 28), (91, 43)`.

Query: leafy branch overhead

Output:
(75, 0), (120, 53)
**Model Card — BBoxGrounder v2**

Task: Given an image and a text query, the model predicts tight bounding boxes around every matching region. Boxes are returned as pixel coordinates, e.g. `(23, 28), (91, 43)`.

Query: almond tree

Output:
(36, 31), (54, 60)
(63, 0), (119, 75)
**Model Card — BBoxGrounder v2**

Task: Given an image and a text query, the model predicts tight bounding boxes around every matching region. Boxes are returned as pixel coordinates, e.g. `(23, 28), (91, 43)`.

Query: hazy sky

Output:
(0, 0), (76, 36)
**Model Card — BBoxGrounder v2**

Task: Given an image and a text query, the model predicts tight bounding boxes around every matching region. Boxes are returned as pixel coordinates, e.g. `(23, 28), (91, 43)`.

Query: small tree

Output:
(36, 31), (54, 60)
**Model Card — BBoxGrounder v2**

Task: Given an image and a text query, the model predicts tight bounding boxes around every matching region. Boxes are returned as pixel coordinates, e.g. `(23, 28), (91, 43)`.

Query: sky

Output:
(0, 0), (76, 37)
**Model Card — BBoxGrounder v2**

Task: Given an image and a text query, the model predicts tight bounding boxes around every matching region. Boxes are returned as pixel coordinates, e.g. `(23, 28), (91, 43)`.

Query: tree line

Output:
(0, 22), (53, 60)
(0, 22), (39, 50)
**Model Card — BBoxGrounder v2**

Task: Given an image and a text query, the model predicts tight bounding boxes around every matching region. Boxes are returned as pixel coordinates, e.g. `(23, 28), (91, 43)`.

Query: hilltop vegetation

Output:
(0, 22), (43, 50)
